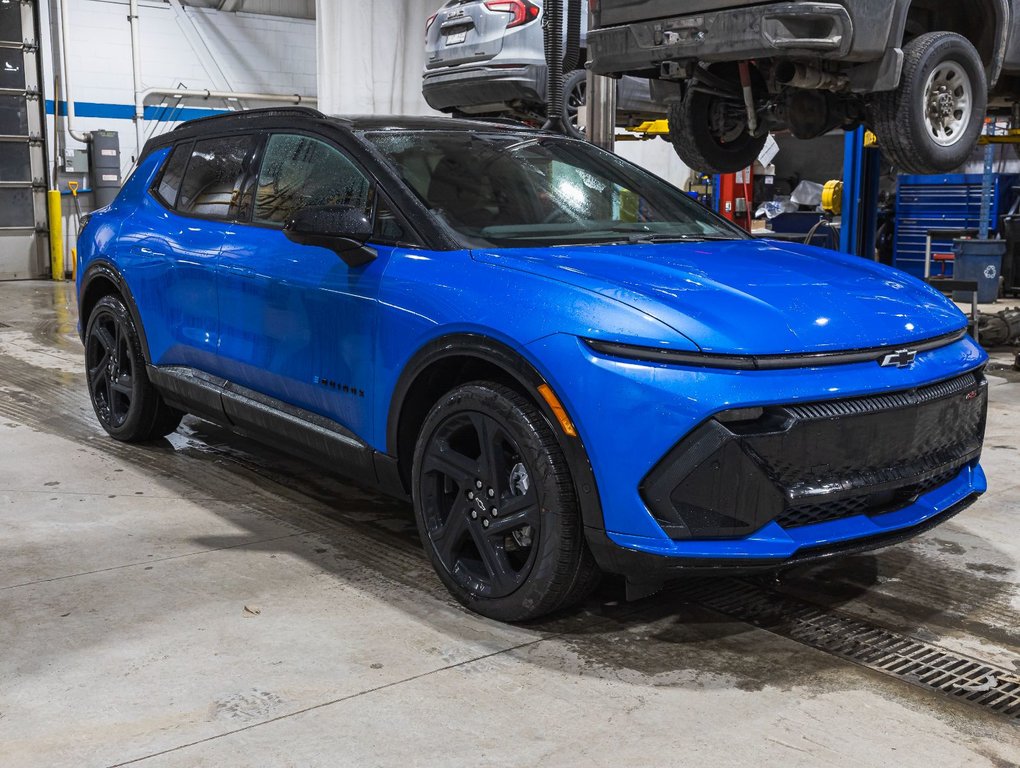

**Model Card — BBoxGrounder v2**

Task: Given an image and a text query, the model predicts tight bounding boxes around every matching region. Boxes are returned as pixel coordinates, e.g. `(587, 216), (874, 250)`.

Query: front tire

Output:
(871, 32), (987, 174)
(412, 382), (599, 622)
(84, 295), (183, 442)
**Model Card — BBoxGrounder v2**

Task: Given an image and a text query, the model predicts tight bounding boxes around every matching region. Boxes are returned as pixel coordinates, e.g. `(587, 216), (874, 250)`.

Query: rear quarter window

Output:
(153, 141), (192, 208)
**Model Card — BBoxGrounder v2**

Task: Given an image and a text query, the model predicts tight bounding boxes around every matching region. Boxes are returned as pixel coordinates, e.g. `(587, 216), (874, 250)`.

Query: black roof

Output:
(140, 107), (542, 157)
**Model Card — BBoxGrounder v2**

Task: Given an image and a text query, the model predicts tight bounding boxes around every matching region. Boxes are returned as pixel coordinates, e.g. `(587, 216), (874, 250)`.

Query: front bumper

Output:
(589, 2), (860, 76)
(524, 332), (988, 577)
(587, 482), (984, 583)
(422, 64), (545, 112)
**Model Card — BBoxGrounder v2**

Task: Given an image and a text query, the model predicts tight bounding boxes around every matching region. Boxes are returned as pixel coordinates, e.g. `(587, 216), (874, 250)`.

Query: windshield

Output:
(365, 131), (746, 248)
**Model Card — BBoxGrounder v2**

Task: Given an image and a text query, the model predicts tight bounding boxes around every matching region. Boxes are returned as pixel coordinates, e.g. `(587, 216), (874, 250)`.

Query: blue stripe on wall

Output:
(44, 100), (229, 121)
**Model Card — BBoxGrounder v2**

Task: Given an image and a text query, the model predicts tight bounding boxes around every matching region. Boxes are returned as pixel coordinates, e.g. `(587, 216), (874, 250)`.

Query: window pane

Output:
(154, 142), (192, 208)
(178, 134), (253, 219)
(254, 134), (371, 226)
(0, 140), (29, 181)
(0, 52), (25, 90)
(0, 95), (28, 136)
(0, 187), (33, 227)
(0, 1), (23, 44)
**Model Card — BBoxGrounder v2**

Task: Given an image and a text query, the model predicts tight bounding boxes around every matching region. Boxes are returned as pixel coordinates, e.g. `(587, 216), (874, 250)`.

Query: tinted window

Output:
(367, 131), (744, 248)
(177, 135), (254, 219)
(254, 134), (371, 226)
(154, 141), (192, 208)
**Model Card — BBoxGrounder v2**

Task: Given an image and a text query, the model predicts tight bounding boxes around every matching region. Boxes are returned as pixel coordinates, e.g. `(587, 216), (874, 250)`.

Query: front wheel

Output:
(870, 32), (987, 174)
(412, 382), (599, 622)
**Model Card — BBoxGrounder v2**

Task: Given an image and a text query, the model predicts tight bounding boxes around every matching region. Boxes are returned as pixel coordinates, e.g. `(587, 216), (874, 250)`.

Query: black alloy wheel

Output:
(86, 303), (135, 430)
(412, 382), (599, 622)
(84, 295), (183, 442)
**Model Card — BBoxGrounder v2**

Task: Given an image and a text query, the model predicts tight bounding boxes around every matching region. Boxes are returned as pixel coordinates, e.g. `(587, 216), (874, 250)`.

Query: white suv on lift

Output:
(422, 0), (666, 134)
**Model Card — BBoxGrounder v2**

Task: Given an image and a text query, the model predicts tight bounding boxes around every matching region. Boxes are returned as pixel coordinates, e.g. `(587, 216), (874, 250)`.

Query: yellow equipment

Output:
(47, 189), (63, 281)
(821, 180), (843, 216)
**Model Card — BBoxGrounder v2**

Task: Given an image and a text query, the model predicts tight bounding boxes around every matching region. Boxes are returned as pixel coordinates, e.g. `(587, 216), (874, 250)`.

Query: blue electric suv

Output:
(77, 107), (988, 621)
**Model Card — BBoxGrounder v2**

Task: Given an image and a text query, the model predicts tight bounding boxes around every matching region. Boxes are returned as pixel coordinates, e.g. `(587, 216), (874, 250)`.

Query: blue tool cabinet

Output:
(893, 174), (1016, 278)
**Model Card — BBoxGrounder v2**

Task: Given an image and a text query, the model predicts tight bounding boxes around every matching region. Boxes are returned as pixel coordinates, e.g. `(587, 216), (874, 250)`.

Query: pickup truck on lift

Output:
(587, 1), (1020, 174)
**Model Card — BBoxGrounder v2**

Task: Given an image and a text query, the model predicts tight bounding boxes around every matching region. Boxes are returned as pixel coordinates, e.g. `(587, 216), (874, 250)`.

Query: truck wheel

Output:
(871, 32), (987, 174)
(412, 381), (600, 622)
(667, 64), (767, 173)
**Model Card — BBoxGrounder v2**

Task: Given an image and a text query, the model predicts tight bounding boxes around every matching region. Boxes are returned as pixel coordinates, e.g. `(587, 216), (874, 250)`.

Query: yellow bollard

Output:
(47, 189), (63, 281)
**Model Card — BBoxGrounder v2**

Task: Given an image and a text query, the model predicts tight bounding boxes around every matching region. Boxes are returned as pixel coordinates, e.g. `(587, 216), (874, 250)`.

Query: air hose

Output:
(542, 0), (565, 132)
(563, 0), (582, 72)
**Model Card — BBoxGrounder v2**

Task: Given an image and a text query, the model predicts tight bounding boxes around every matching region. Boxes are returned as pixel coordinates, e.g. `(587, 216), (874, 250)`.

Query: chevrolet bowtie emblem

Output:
(879, 349), (918, 368)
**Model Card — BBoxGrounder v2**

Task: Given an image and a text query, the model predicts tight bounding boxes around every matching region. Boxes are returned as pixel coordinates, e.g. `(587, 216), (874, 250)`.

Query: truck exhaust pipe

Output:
(775, 61), (848, 91)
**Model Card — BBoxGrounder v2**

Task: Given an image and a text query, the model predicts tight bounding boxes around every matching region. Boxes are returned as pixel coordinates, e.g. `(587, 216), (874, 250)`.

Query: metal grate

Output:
(689, 579), (1020, 721)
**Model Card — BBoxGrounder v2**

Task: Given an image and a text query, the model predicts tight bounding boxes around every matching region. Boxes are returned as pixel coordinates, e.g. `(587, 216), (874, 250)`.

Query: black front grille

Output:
(641, 370), (987, 540)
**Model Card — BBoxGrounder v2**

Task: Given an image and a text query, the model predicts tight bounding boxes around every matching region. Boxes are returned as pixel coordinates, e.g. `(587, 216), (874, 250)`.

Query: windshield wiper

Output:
(612, 232), (736, 244)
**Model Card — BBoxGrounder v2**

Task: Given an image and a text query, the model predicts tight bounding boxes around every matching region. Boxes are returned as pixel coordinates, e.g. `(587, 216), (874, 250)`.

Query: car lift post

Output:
(839, 127), (882, 259)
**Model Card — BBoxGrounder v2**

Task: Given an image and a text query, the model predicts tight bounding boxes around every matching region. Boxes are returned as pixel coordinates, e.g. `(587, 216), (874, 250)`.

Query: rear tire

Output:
(870, 32), (987, 174)
(412, 381), (599, 622)
(668, 64), (767, 173)
(84, 295), (183, 442)
(562, 69), (588, 139)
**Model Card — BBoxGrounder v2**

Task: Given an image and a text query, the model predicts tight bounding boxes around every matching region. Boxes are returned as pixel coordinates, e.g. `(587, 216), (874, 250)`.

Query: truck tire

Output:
(871, 32), (987, 174)
(667, 65), (767, 174)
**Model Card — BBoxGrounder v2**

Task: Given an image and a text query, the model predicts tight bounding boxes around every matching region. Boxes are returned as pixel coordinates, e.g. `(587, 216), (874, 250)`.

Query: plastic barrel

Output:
(952, 239), (1006, 303)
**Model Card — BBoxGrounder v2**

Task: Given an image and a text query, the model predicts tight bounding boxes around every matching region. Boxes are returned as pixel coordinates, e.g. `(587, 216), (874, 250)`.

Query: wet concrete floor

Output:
(1, 280), (1018, 767)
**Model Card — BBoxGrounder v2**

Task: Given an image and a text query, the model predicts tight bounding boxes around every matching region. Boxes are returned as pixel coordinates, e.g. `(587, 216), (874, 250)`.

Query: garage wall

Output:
(38, 0), (317, 275)
(41, 0), (316, 168)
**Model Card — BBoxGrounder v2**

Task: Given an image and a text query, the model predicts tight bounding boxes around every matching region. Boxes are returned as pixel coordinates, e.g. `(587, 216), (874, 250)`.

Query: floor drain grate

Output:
(689, 579), (1020, 721)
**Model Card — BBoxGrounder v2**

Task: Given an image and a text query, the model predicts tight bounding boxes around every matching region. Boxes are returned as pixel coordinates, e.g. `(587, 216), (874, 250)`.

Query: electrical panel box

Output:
(89, 130), (121, 208)
(63, 148), (89, 173)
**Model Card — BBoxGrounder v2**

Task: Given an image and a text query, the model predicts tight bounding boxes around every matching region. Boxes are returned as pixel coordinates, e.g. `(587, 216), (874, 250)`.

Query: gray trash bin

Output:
(952, 239), (1006, 303)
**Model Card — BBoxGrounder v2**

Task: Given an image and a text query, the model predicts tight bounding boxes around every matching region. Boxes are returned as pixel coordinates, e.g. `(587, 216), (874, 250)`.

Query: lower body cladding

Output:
(523, 333), (989, 587)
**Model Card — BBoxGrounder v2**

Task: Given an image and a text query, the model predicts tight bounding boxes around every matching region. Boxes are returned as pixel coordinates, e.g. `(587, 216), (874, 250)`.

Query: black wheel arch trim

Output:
(387, 333), (607, 534)
(78, 260), (152, 364)
(889, 0), (1009, 86)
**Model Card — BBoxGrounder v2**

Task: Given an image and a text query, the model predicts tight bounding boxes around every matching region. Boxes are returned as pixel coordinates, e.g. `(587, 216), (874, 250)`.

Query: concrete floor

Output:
(1, 279), (1018, 768)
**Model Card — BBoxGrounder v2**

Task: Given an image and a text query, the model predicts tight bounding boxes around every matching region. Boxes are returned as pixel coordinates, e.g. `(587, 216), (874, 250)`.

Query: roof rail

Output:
(177, 105), (325, 128)
(139, 106), (328, 158)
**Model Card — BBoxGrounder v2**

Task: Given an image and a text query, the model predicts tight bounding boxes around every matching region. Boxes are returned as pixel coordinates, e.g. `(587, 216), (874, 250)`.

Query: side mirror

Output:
(283, 205), (377, 267)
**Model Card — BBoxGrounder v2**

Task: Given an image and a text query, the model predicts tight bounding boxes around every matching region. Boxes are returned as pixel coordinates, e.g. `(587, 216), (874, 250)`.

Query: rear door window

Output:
(176, 134), (255, 219)
(253, 133), (372, 226)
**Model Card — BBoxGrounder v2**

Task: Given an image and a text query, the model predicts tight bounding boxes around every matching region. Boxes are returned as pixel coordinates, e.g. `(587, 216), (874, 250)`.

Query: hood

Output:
(472, 239), (967, 355)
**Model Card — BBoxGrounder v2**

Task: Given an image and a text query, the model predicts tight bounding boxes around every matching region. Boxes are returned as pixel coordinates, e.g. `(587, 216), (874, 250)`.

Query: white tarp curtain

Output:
(314, 0), (691, 187)
(316, 0), (437, 115)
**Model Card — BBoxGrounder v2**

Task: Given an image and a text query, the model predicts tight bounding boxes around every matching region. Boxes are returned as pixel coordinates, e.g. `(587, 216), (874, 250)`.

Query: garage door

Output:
(0, 0), (46, 279)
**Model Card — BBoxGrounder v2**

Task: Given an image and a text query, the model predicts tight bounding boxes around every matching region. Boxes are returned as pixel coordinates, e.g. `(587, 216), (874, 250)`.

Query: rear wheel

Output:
(667, 63), (767, 173)
(562, 69), (588, 138)
(871, 32), (987, 174)
(84, 295), (183, 442)
(412, 382), (599, 622)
